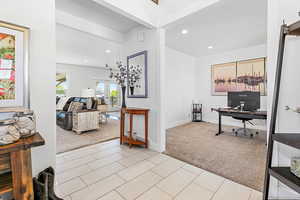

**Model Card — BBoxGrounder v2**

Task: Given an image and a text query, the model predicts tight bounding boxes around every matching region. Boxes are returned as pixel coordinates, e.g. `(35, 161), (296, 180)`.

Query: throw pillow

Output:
(68, 102), (83, 112)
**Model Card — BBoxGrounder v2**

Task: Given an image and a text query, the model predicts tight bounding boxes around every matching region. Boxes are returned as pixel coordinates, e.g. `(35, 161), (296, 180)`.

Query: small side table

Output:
(72, 110), (99, 134)
(120, 107), (150, 148)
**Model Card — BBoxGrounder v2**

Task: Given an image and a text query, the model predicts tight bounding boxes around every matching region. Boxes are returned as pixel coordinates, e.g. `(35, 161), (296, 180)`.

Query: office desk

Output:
(212, 108), (267, 136)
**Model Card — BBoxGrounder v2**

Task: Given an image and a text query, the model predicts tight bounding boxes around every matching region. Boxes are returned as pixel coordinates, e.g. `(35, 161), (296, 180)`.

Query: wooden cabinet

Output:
(72, 110), (99, 134)
(0, 133), (45, 200)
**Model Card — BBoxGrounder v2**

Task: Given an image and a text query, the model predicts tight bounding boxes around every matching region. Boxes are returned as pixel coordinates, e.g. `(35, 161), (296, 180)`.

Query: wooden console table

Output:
(0, 133), (45, 200)
(120, 108), (150, 148)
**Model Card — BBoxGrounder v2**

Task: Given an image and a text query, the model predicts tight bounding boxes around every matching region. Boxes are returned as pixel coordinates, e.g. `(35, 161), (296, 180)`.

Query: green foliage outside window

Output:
(56, 85), (66, 95)
(110, 90), (119, 107)
(56, 73), (67, 96)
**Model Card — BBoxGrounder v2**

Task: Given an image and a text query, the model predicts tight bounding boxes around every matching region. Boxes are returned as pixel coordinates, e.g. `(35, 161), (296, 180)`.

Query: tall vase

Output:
(121, 86), (126, 108)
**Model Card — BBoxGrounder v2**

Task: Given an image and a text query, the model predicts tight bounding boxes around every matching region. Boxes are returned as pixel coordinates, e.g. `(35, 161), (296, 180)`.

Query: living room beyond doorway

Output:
(56, 67), (122, 153)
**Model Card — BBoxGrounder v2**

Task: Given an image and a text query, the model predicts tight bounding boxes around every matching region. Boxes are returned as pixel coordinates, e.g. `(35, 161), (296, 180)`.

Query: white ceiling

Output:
(56, 24), (123, 68)
(160, 0), (213, 14)
(165, 0), (267, 57)
(55, 0), (140, 33)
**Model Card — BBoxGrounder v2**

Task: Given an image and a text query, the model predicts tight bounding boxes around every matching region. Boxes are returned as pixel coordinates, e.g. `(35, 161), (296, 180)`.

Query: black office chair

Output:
(232, 116), (259, 138)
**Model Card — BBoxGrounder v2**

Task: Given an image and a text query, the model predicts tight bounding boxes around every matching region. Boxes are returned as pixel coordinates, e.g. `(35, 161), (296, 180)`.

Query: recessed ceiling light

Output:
(105, 49), (111, 53)
(181, 29), (188, 35)
(208, 46), (213, 49)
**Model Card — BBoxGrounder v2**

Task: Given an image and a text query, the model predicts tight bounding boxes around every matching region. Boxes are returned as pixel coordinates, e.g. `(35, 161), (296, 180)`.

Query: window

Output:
(109, 83), (120, 107)
(56, 73), (67, 96)
(95, 81), (105, 98)
(96, 80), (120, 107)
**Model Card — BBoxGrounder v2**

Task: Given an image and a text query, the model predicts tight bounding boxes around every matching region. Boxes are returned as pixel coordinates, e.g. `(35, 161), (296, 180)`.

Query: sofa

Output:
(56, 97), (98, 130)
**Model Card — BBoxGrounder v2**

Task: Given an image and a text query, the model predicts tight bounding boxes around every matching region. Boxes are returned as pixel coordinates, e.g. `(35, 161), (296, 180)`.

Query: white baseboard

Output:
(167, 117), (266, 130)
(131, 134), (162, 152)
(148, 140), (161, 152)
(166, 119), (191, 129)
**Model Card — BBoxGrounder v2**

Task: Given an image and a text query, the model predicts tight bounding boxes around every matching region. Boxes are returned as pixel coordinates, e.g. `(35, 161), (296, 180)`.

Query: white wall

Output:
(123, 26), (163, 151)
(57, 63), (112, 97)
(0, 1), (56, 175)
(165, 47), (196, 128)
(267, 0), (300, 198)
(195, 44), (267, 130)
(56, 10), (124, 43)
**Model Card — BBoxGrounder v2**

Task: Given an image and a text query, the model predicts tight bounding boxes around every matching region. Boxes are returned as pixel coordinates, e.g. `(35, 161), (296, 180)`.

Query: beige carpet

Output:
(165, 122), (267, 191)
(56, 119), (120, 154)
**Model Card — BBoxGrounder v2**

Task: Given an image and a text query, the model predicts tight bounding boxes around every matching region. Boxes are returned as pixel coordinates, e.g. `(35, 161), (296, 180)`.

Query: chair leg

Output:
(233, 120), (255, 138)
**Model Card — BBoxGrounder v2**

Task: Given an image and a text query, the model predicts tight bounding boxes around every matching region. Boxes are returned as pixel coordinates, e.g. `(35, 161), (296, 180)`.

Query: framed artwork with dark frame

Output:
(127, 51), (148, 98)
(0, 21), (30, 108)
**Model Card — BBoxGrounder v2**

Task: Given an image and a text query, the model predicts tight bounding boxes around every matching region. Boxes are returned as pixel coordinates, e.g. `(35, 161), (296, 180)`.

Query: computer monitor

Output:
(227, 91), (260, 111)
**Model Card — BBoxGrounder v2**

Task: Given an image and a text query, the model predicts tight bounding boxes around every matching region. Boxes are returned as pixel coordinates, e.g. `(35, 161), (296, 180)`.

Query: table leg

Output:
(120, 109), (125, 144)
(10, 149), (34, 200)
(216, 112), (224, 136)
(145, 112), (148, 148)
(129, 114), (133, 148)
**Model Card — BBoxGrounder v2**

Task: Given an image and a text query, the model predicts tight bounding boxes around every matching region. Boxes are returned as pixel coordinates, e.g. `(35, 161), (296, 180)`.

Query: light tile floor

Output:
(55, 139), (262, 200)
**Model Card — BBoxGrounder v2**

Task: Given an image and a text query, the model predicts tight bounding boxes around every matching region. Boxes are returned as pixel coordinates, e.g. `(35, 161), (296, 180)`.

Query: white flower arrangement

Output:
(106, 62), (127, 87)
(106, 62), (142, 88)
(128, 65), (142, 88)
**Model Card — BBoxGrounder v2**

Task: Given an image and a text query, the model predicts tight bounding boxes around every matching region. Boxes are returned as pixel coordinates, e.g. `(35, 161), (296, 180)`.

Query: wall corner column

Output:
(157, 28), (166, 152)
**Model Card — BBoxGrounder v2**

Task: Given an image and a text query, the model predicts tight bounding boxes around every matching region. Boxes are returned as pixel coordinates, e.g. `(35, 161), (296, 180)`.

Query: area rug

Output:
(165, 122), (267, 191)
(56, 119), (120, 154)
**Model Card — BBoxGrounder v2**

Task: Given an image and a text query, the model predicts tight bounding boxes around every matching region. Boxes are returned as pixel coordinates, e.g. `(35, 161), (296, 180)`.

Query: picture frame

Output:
(236, 57), (267, 96)
(211, 62), (237, 96)
(211, 57), (267, 96)
(0, 21), (30, 108)
(127, 51), (148, 98)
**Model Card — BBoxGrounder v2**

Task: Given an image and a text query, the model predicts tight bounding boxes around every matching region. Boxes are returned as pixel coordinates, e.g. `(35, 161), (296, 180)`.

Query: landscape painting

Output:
(0, 21), (29, 108)
(237, 58), (266, 95)
(212, 58), (266, 96)
(211, 62), (237, 95)
(0, 33), (16, 100)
